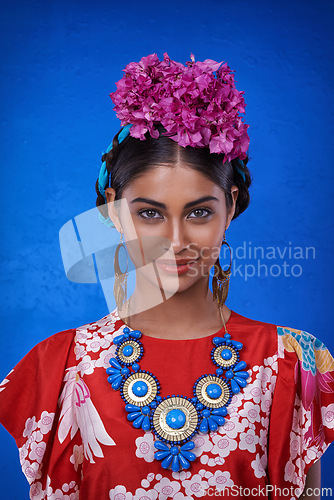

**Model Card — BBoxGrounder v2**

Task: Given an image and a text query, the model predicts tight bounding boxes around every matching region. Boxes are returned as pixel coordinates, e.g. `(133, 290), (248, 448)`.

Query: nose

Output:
(164, 219), (190, 254)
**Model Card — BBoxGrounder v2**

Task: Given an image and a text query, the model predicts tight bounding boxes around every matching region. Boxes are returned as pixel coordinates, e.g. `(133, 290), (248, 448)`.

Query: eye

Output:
(188, 208), (213, 219)
(138, 209), (163, 220)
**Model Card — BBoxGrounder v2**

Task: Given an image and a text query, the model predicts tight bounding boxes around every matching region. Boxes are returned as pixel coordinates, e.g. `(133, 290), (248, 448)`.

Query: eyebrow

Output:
(130, 196), (219, 209)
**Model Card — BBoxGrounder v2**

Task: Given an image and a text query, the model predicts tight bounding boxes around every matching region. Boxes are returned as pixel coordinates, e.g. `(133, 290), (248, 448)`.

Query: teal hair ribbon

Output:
(98, 124), (132, 201)
(236, 158), (246, 182)
(98, 124), (132, 228)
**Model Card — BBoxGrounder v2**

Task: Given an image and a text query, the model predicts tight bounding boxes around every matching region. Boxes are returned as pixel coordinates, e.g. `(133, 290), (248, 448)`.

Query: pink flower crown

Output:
(110, 53), (250, 163)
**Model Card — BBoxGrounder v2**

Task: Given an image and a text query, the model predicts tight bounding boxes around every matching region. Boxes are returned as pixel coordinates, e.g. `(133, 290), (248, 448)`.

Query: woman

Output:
(0, 53), (333, 500)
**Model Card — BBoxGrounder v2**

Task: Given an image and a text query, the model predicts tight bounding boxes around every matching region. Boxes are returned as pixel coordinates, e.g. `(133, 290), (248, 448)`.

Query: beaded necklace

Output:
(106, 306), (249, 472)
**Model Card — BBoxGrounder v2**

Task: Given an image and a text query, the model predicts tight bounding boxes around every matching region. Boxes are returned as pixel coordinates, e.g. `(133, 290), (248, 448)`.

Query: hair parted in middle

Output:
(95, 124), (252, 223)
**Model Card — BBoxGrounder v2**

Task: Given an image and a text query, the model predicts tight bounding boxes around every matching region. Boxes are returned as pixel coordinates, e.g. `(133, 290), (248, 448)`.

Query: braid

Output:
(230, 156), (252, 219)
(95, 130), (121, 218)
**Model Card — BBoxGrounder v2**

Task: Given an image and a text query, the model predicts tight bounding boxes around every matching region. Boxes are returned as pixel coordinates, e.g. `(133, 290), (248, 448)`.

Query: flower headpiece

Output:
(110, 53), (250, 162)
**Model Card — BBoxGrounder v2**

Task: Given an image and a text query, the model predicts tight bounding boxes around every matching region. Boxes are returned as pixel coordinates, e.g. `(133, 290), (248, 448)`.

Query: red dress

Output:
(0, 308), (333, 500)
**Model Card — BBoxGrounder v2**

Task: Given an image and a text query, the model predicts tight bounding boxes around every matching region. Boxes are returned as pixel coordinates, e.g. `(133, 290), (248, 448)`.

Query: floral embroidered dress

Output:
(0, 309), (333, 500)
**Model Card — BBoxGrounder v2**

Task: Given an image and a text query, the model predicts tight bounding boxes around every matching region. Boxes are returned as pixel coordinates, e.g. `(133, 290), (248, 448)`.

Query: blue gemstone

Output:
(166, 409), (186, 429)
(234, 361), (247, 371)
(109, 358), (122, 369)
(132, 381), (148, 397)
(142, 416), (151, 431)
(181, 450), (196, 461)
(231, 379), (240, 394)
(154, 441), (169, 451)
(199, 418), (209, 433)
(122, 344), (134, 357)
(133, 414), (145, 429)
(170, 445), (179, 456)
(208, 417), (218, 432)
(206, 383), (222, 399)
(178, 454), (190, 470)
(125, 404), (140, 412)
(111, 376), (122, 390)
(221, 349), (232, 360)
(202, 409), (211, 418)
(161, 455), (173, 469)
(181, 441), (195, 451)
(113, 335), (125, 345)
(212, 407), (227, 417)
(155, 450), (170, 461)
(171, 454), (181, 472)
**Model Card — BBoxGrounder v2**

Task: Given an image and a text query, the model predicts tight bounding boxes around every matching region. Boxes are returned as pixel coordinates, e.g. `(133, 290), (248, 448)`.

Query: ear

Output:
(105, 187), (122, 232)
(225, 185), (239, 231)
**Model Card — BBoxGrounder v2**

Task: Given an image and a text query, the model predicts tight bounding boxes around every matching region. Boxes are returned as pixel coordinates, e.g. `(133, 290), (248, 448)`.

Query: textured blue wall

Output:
(0, 0), (333, 496)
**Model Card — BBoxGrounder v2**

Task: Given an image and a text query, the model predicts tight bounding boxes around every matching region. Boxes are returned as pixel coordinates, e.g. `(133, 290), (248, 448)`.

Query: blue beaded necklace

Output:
(106, 309), (248, 472)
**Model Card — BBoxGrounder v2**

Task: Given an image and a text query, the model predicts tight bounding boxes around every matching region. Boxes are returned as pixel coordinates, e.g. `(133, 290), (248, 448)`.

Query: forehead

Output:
(122, 164), (225, 202)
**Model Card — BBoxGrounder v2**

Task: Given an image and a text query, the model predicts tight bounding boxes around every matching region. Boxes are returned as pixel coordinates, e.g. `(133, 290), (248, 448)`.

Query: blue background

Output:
(1, 0), (333, 496)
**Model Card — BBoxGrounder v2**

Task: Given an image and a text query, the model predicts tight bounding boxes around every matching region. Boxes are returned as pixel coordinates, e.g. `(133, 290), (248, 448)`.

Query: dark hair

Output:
(95, 124), (252, 221)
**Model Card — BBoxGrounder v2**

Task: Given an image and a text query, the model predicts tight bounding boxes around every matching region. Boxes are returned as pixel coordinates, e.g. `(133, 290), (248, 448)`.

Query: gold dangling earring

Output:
(212, 232), (232, 309)
(113, 232), (129, 314)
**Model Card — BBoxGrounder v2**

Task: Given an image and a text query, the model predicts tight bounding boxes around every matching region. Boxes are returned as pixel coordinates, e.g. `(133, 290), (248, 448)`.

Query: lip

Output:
(158, 259), (198, 265)
(155, 258), (199, 275)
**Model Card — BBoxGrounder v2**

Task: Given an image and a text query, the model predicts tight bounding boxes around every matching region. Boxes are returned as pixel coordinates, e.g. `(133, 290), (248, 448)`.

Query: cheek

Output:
(189, 224), (225, 257)
(124, 230), (170, 268)
(199, 245), (221, 263)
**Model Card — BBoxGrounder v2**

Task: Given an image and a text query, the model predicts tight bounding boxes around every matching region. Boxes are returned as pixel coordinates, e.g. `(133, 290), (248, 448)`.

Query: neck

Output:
(118, 273), (230, 340)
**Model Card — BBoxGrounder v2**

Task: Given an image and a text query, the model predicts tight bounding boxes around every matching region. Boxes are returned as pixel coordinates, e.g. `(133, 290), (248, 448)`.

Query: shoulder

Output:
(230, 311), (334, 367)
(74, 308), (124, 348)
(2, 309), (123, 382)
(231, 310), (329, 348)
(230, 309), (276, 327)
(275, 325), (334, 376)
(229, 309), (278, 338)
(29, 309), (122, 355)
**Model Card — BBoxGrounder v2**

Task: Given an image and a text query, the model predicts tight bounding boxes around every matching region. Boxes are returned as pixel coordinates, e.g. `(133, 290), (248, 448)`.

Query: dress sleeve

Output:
(267, 326), (334, 498)
(0, 329), (83, 499)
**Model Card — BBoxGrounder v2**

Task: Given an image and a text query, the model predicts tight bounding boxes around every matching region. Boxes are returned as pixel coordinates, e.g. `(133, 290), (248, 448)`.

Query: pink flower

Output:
(38, 411), (55, 434)
(19, 444), (29, 463)
(239, 428), (259, 453)
(134, 488), (158, 500)
(29, 441), (46, 463)
(30, 482), (44, 500)
(23, 417), (37, 438)
(182, 473), (209, 497)
(154, 477), (181, 499)
(135, 432), (155, 463)
(110, 53), (250, 162)
(322, 403), (334, 429)
(251, 453), (267, 479)
(21, 460), (41, 484)
(208, 470), (234, 491)
(109, 484), (132, 500)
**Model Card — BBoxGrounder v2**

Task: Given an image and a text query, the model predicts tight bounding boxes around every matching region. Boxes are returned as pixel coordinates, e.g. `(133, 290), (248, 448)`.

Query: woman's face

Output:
(106, 163), (238, 296)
